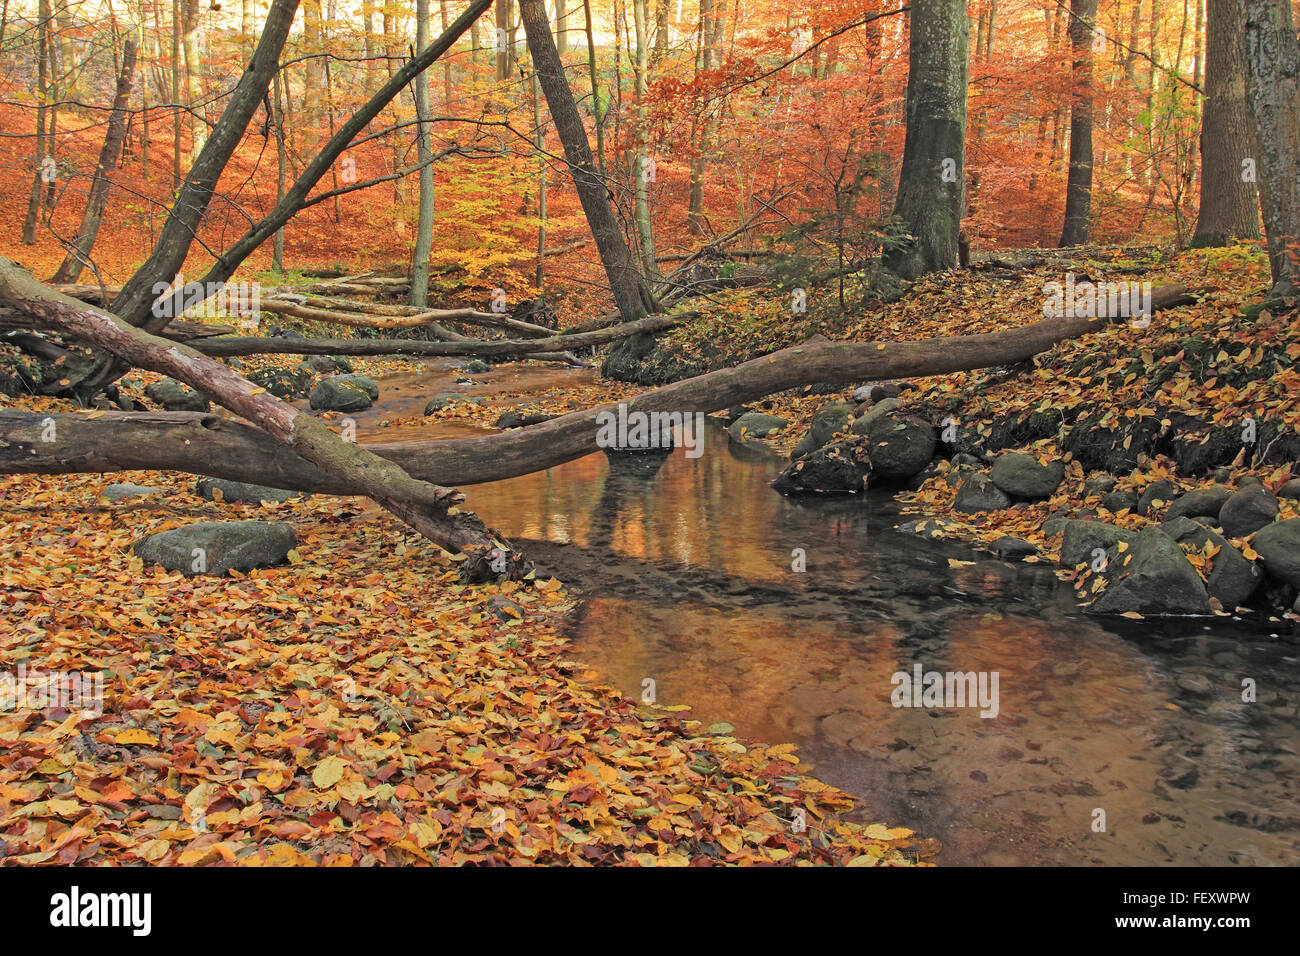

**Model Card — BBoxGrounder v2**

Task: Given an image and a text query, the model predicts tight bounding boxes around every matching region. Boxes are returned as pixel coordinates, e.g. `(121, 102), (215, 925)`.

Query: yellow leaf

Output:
(115, 728), (158, 746)
(311, 755), (346, 789)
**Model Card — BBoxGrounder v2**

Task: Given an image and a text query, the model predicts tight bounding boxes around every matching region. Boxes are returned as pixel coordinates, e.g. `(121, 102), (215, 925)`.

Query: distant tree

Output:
(1059, 0), (1097, 248)
(1193, 0), (1261, 246)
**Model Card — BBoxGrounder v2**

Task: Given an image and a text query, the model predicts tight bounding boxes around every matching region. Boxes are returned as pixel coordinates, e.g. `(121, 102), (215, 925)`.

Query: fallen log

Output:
(0, 257), (529, 582)
(255, 296), (557, 338)
(192, 314), (684, 358)
(0, 285), (1202, 491)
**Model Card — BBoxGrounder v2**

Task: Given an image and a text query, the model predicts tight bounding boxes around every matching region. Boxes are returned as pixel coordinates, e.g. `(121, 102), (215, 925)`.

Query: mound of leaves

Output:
(0, 469), (929, 866)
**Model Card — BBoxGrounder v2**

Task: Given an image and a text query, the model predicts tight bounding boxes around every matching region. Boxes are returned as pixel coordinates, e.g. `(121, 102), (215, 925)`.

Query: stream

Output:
(347, 357), (1300, 866)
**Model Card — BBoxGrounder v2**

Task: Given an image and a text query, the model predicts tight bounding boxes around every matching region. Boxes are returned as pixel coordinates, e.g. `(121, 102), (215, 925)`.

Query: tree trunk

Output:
(686, 0), (713, 234)
(1059, 0), (1097, 247)
(556, 0), (568, 54)
(20, 0), (51, 246)
(583, 0), (606, 179)
(882, 0), (970, 278)
(1242, 0), (1300, 297)
(0, 258), (528, 582)
(495, 0), (516, 79)
(181, 0), (206, 162)
(190, 0), (491, 298)
(109, 0), (302, 331)
(1193, 0), (1262, 245)
(518, 0), (657, 320)
(303, 0), (325, 121)
(410, 0), (436, 307)
(51, 40), (139, 284)
(632, 0), (656, 272)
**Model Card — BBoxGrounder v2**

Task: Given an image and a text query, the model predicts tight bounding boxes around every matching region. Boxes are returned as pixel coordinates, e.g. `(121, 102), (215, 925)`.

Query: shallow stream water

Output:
(352, 358), (1300, 866)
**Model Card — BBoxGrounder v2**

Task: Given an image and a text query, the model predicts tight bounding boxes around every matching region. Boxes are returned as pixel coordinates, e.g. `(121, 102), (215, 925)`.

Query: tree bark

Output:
(518, 0), (658, 321)
(51, 40), (139, 284)
(1193, 0), (1262, 245)
(0, 258), (527, 582)
(1059, 0), (1096, 247)
(882, 0), (970, 278)
(1242, 0), (1300, 296)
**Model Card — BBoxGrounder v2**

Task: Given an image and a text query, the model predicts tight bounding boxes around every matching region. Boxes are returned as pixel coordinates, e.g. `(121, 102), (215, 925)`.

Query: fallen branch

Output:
(0, 257), (529, 581)
(193, 313), (683, 358)
(0, 287), (1201, 491)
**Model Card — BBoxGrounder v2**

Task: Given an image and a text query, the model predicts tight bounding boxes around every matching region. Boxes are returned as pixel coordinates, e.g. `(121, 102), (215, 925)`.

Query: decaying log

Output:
(0, 257), (529, 581)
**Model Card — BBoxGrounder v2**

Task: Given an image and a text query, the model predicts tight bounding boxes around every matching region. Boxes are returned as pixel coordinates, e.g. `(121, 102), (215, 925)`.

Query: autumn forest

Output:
(0, 0), (1297, 898)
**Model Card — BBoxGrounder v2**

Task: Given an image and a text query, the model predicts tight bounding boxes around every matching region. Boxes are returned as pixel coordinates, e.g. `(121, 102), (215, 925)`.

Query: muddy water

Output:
(361, 359), (1300, 866)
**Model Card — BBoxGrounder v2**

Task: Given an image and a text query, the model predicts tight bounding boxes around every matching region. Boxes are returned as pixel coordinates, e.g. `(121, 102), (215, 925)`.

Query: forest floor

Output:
(3, 241), (1294, 866)
(0, 374), (928, 866)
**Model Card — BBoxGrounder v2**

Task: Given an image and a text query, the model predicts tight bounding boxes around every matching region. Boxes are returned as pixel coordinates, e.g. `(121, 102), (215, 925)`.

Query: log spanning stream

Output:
(352, 358), (1300, 865)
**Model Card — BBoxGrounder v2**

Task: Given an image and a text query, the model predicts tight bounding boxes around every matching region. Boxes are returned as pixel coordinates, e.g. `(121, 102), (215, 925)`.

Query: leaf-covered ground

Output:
(0, 466), (928, 866)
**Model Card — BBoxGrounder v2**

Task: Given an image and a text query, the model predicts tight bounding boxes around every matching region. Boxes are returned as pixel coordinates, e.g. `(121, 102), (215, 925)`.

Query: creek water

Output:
(352, 358), (1300, 866)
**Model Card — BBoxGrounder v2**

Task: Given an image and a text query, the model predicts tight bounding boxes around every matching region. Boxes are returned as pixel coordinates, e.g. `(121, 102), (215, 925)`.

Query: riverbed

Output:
(349, 357), (1300, 866)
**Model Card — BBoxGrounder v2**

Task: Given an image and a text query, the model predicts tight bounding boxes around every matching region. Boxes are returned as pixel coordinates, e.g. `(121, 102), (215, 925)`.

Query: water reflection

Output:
(368, 362), (1300, 866)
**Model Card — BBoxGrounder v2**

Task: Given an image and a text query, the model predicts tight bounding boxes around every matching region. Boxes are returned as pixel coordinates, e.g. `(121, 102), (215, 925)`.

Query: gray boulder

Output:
(990, 453), (1065, 499)
(771, 439), (872, 495)
(954, 474), (1011, 513)
(464, 359), (492, 374)
(1252, 519), (1300, 589)
(1043, 516), (1073, 537)
(1165, 485), (1233, 521)
(424, 395), (486, 414)
(134, 520), (296, 576)
(298, 355), (354, 374)
(850, 398), (901, 435)
(1136, 479), (1177, 516)
(1218, 484), (1279, 538)
(195, 477), (304, 504)
(309, 374), (379, 412)
(862, 412), (937, 482)
(1165, 521), (1262, 607)
(1059, 520), (1139, 567)
(1101, 489), (1139, 513)
(1090, 527), (1211, 615)
(993, 536), (1038, 561)
(101, 483), (165, 501)
(727, 412), (788, 441)
(810, 402), (855, 446)
(1277, 478), (1300, 501)
(496, 409), (556, 429)
(249, 366), (314, 399)
(145, 378), (210, 412)
(1084, 475), (1118, 496)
